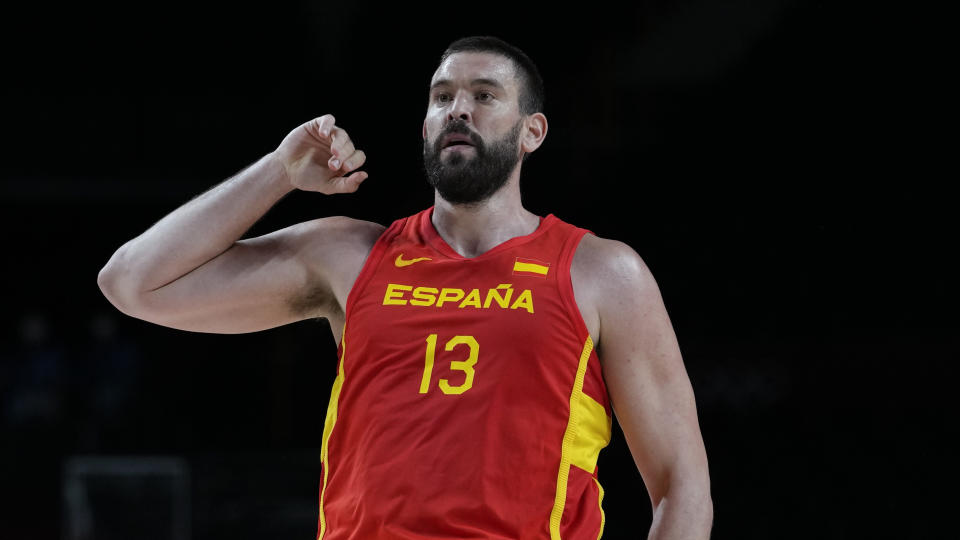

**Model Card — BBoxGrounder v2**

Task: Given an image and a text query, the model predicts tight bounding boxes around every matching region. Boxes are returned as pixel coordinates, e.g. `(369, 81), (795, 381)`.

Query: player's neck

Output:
(431, 184), (539, 259)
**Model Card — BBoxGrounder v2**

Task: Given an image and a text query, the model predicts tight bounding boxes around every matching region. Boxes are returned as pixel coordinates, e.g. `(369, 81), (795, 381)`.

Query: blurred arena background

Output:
(1, 1), (951, 538)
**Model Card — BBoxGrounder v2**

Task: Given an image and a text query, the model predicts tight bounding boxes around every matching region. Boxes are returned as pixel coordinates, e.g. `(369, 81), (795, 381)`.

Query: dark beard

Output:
(422, 119), (523, 205)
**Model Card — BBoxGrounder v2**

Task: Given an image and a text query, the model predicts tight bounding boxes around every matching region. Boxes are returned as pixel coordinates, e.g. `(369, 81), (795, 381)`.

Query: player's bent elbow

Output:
(97, 265), (144, 320)
(97, 248), (155, 318)
(97, 257), (130, 309)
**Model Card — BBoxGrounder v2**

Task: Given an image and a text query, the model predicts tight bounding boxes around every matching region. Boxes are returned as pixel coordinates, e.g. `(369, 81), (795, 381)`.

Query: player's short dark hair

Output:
(439, 36), (545, 116)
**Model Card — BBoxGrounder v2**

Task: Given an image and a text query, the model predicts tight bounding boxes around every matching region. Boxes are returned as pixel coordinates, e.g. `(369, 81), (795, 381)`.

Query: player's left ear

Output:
(520, 113), (548, 154)
(422, 119), (427, 141)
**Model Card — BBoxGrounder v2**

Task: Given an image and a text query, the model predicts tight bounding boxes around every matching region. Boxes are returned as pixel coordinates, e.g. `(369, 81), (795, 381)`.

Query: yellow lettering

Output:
(384, 282), (532, 313)
(410, 286), (438, 306)
(419, 334), (438, 393)
(383, 283), (411, 305)
(483, 283), (513, 309)
(438, 335), (479, 395)
(458, 289), (482, 308)
(436, 288), (465, 307)
(510, 289), (535, 313)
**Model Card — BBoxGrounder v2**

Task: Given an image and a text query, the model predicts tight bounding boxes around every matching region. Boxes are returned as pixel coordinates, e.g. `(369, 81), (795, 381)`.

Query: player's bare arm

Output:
(572, 235), (713, 539)
(97, 115), (384, 335)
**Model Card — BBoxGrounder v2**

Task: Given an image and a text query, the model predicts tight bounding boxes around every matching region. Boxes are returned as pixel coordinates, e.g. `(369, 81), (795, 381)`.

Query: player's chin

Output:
(441, 151), (476, 166)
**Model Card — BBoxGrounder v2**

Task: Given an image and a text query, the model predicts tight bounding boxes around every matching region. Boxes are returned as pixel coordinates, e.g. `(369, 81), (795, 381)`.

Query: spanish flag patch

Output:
(513, 257), (550, 278)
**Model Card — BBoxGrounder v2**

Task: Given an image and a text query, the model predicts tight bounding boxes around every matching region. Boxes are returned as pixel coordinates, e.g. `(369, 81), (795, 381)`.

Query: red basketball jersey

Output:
(317, 207), (613, 540)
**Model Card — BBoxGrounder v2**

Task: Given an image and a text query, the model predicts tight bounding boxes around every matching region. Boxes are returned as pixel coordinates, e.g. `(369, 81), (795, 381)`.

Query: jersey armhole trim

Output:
(556, 227), (594, 345)
(343, 217), (407, 317)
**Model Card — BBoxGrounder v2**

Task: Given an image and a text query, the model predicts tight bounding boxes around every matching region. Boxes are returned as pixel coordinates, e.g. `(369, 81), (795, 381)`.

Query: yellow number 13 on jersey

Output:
(419, 334), (479, 395)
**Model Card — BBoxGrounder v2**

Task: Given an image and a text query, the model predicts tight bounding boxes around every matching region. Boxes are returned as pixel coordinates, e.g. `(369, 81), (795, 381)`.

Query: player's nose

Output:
(446, 93), (473, 124)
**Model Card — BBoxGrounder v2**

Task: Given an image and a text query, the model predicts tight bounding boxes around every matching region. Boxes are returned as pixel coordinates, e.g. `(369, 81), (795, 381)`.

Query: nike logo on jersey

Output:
(395, 253), (433, 267)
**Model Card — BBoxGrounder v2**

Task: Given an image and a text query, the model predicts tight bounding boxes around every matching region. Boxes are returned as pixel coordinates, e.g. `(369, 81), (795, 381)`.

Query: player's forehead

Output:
(429, 51), (518, 93)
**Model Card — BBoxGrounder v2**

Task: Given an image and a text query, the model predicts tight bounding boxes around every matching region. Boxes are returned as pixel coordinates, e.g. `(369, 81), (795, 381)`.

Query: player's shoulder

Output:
(294, 216), (387, 249)
(276, 216), (387, 273)
(572, 232), (657, 293)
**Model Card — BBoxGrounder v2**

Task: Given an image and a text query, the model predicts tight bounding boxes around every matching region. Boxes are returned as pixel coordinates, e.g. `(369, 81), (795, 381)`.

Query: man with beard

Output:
(98, 36), (712, 539)
(423, 116), (523, 205)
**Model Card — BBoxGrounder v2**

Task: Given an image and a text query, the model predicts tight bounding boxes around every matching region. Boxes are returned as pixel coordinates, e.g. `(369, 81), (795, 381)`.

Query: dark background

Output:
(1, 1), (953, 538)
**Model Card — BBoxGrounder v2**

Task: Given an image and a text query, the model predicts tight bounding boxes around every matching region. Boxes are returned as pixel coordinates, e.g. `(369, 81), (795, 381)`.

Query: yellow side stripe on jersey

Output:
(513, 261), (550, 275)
(569, 392), (612, 474)
(594, 477), (606, 540)
(318, 327), (348, 540)
(550, 336), (600, 540)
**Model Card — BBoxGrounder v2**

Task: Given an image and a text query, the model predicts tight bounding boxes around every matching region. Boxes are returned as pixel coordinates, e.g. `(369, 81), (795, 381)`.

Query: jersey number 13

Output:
(418, 334), (479, 395)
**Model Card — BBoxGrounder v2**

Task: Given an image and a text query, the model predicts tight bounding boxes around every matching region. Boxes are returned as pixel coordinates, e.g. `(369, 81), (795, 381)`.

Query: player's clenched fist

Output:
(272, 114), (368, 194)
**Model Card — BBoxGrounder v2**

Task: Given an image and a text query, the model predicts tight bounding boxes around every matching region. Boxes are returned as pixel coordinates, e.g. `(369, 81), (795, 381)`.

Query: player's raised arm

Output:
(97, 115), (384, 334)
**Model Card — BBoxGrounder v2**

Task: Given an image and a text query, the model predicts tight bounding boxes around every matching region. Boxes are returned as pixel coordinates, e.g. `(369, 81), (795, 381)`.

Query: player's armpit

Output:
(100, 216), (384, 335)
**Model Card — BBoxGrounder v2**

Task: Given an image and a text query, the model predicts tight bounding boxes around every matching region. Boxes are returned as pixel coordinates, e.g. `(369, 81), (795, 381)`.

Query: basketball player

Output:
(98, 36), (712, 539)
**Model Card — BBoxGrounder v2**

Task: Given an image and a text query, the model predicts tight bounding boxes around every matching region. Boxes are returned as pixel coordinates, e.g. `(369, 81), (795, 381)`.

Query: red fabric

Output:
(561, 466), (605, 540)
(318, 206), (609, 539)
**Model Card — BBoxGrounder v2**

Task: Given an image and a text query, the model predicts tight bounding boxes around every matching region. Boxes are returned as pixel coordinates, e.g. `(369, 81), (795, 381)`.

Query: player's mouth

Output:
(442, 144), (475, 154)
(440, 133), (477, 151)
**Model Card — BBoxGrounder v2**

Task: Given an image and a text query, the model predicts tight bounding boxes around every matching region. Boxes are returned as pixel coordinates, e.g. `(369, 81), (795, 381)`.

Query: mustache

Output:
(437, 120), (483, 148)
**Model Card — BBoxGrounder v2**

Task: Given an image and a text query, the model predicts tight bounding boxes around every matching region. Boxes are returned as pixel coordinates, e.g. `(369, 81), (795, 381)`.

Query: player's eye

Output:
(477, 92), (493, 101)
(436, 93), (451, 103)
